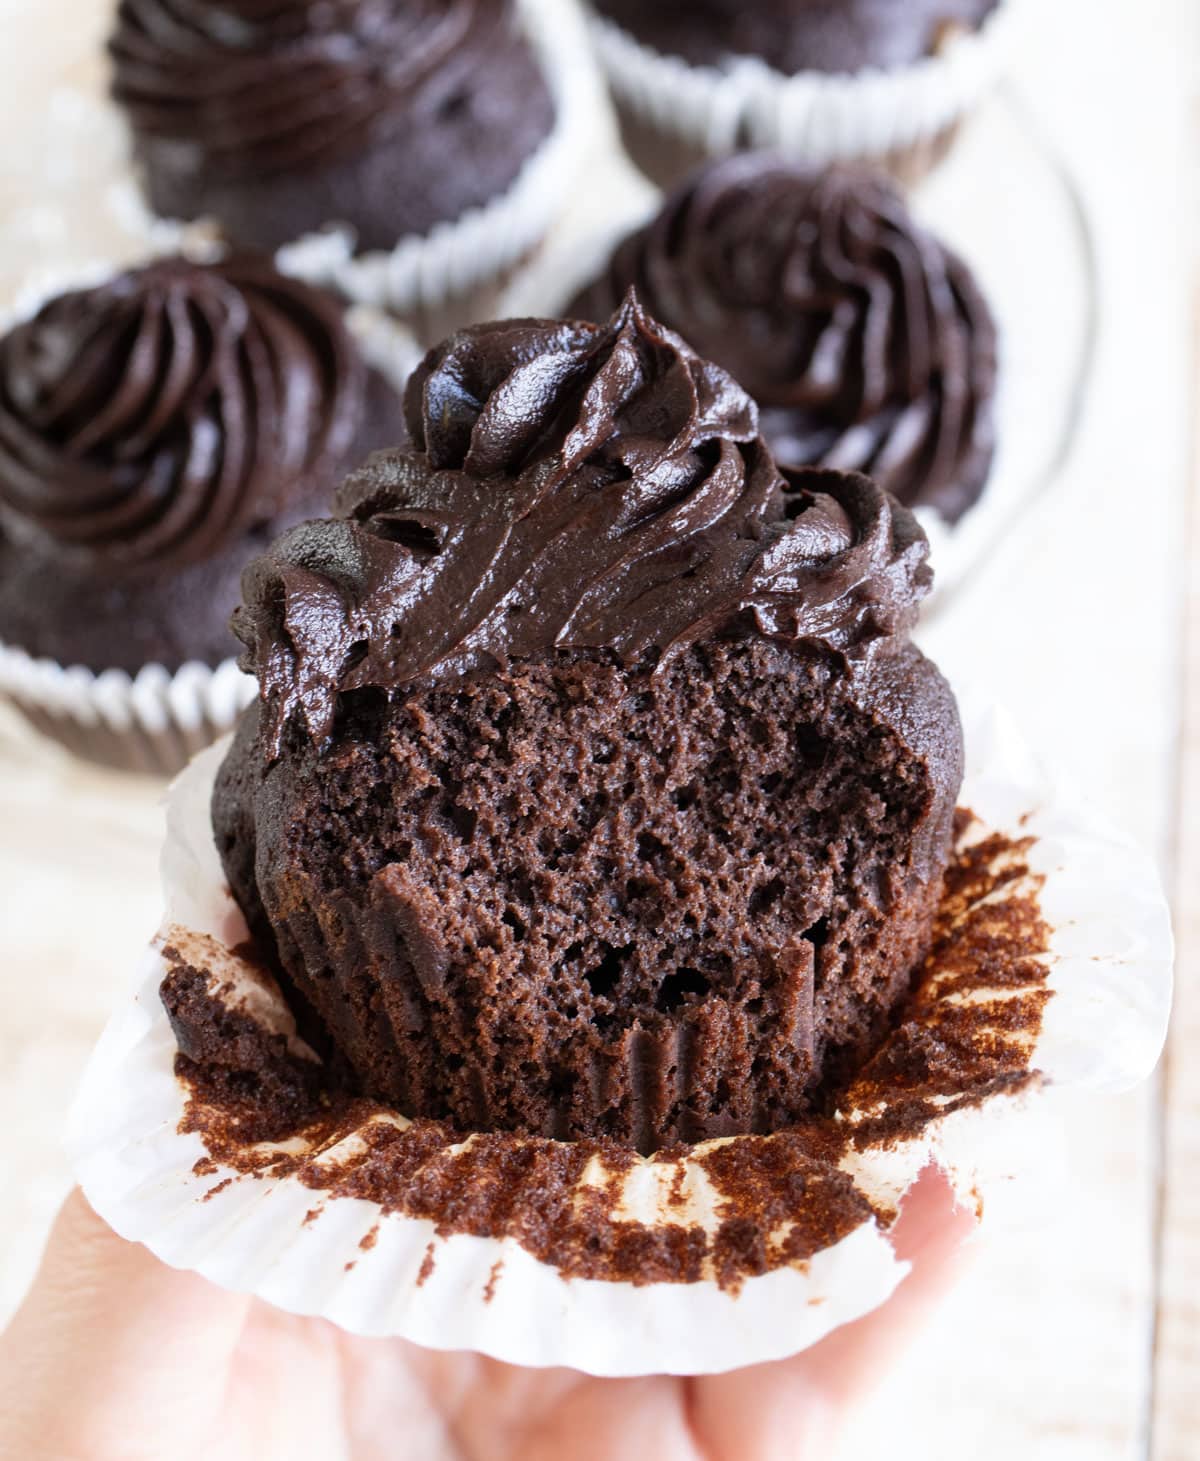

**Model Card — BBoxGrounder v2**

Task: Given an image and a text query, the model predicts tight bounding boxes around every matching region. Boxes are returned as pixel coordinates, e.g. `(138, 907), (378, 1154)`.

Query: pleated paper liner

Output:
(587, 1), (1018, 194)
(0, 653), (254, 778)
(66, 702), (1171, 1375)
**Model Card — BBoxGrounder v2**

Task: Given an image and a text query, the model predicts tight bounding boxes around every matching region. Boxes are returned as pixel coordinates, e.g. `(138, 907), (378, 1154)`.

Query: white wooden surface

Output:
(839, 4), (1198, 1456)
(0, 1), (1196, 1456)
(1152, 291), (1200, 1461)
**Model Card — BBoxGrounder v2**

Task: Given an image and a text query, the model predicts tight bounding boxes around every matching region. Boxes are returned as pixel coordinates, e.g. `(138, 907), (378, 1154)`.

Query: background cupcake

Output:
(587, 0), (1014, 191)
(0, 253), (407, 774)
(569, 157), (998, 527)
(109, 0), (597, 342)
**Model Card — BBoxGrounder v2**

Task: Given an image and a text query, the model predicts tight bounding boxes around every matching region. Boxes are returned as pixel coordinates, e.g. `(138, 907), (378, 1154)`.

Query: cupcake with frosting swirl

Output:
(107, 0), (595, 341)
(0, 254), (407, 773)
(213, 292), (963, 1152)
(569, 157), (998, 525)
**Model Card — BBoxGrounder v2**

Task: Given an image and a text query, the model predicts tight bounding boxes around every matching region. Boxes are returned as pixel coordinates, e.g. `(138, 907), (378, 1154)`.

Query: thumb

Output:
(0, 1189), (251, 1461)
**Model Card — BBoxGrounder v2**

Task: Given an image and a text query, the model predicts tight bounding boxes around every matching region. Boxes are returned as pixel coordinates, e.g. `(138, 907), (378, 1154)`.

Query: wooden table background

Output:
(0, 1), (1197, 1456)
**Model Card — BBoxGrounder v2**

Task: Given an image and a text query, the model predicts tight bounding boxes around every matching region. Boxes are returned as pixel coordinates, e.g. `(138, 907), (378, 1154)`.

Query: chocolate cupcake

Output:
(108, 0), (594, 340)
(587, 0), (1012, 191)
(213, 294), (963, 1153)
(569, 158), (998, 524)
(0, 254), (406, 773)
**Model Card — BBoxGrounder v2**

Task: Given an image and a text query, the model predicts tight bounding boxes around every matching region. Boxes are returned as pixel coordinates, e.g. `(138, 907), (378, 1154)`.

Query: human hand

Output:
(0, 1166), (973, 1461)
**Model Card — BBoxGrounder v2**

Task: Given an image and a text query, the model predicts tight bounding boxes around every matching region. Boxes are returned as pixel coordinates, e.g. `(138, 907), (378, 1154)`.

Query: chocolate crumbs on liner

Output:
(483, 1260), (504, 1304)
(417, 1243), (437, 1287)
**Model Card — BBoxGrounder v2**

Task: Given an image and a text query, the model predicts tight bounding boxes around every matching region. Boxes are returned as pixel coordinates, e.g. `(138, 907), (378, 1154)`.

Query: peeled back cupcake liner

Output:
(0, 277), (422, 778)
(64, 699), (1172, 1375)
(273, 0), (601, 343)
(587, 1), (1018, 191)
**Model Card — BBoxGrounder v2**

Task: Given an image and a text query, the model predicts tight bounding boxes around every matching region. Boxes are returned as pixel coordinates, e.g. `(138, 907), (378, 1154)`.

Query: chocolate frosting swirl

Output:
(234, 295), (930, 755)
(0, 255), (366, 572)
(570, 159), (998, 523)
(110, 0), (528, 180)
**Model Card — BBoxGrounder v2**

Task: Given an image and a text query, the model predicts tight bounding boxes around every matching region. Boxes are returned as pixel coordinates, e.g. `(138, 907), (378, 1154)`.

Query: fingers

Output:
(0, 1171), (972, 1461)
(394, 1344), (701, 1461)
(688, 1164), (977, 1458)
(0, 1188), (251, 1461)
(798, 1162), (979, 1405)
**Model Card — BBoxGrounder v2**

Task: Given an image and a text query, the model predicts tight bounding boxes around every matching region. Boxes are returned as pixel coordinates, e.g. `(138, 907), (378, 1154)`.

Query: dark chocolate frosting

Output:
(110, 0), (532, 182)
(0, 255), (367, 573)
(234, 294), (931, 754)
(591, 0), (1001, 74)
(569, 159), (998, 522)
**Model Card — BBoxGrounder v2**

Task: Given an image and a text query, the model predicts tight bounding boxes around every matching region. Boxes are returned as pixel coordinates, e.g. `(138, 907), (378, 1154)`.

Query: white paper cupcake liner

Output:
(0, 649), (253, 777)
(273, 0), (601, 335)
(64, 699), (1172, 1374)
(0, 276), (421, 776)
(588, 1), (1017, 182)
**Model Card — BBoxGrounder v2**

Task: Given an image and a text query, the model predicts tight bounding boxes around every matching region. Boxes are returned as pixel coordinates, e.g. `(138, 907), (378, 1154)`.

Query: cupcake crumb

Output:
(417, 1244), (437, 1288)
(483, 1261), (505, 1304)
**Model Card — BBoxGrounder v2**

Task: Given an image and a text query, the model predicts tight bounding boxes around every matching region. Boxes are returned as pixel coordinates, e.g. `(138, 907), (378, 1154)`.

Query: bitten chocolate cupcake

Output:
(587, 0), (1011, 190)
(569, 158), (998, 524)
(0, 254), (406, 773)
(213, 294), (963, 1153)
(108, 0), (591, 339)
